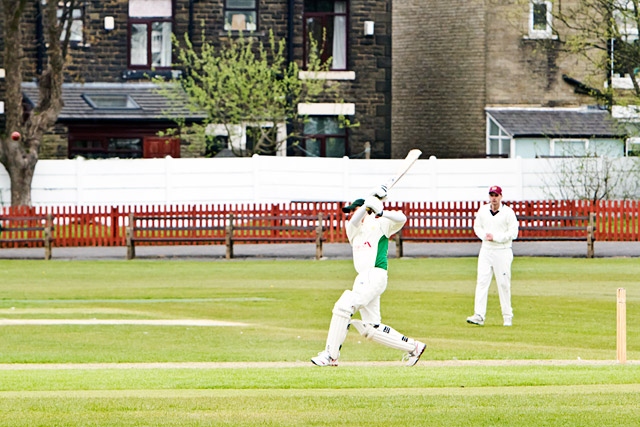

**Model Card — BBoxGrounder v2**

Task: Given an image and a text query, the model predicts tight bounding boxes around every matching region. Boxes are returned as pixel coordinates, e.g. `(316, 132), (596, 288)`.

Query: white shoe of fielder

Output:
(503, 316), (512, 327)
(404, 341), (426, 367)
(311, 350), (338, 367)
(466, 314), (484, 326)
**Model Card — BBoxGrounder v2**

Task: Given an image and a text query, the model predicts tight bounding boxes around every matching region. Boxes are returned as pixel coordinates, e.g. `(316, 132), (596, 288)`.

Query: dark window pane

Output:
(70, 140), (104, 150)
(302, 116), (347, 157)
(306, 139), (321, 156)
(70, 137), (142, 159)
(227, 0), (256, 9)
(533, 4), (547, 30)
(304, 0), (335, 13)
(108, 138), (142, 151)
(304, 117), (345, 135)
(326, 137), (345, 157)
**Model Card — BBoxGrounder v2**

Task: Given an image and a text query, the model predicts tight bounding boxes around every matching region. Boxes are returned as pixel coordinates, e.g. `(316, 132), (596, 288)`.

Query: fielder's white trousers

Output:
(474, 246), (513, 320)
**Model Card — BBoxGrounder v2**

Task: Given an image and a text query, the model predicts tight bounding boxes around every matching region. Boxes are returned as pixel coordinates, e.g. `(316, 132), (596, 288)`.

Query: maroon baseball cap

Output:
(489, 185), (502, 196)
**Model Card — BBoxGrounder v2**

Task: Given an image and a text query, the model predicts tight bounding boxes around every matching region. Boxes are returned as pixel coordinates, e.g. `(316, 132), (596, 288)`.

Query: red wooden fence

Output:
(1, 200), (639, 248)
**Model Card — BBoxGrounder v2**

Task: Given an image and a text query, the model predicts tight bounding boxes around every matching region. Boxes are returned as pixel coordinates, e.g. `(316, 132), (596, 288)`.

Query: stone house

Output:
(0, 0), (392, 159)
(391, 0), (634, 159)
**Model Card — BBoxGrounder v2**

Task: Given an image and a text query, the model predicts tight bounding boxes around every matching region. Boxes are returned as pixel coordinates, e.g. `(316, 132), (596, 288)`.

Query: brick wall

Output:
(484, 1), (591, 107)
(393, 0), (594, 159)
(393, 0), (487, 159)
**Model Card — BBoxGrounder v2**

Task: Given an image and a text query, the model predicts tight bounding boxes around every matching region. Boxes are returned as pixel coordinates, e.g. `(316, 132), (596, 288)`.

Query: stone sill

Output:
(298, 71), (356, 81)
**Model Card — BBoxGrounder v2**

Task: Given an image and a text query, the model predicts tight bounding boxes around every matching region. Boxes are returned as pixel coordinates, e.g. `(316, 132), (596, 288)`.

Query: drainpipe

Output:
(287, 0), (294, 64)
(36, 0), (45, 75)
(284, 0), (296, 154)
(188, 0), (195, 42)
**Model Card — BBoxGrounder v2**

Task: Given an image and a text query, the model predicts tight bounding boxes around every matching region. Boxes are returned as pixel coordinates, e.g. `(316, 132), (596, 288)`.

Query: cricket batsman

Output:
(311, 185), (426, 367)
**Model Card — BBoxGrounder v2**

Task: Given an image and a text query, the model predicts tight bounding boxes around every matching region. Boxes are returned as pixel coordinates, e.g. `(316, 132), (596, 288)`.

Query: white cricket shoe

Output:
(503, 316), (513, 327)
(466, 314), (484, 326)
(404, 341), (426, 367)
(311, 351), (338, 367)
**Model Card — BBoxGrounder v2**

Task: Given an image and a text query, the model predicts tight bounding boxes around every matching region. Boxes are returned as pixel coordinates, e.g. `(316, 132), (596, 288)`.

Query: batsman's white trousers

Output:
(323, 267), (388, 359)
(474, 246), (513, 319)
(352, 267), (387, 324)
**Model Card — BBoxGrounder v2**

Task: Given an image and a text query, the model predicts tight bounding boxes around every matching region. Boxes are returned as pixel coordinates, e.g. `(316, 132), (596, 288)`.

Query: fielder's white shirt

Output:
(473, 202), (519, 249)
(347, 210), (406, 273)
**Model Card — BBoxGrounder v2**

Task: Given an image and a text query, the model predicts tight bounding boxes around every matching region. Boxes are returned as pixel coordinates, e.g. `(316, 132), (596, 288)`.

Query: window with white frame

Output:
(614, 0), (639, 42)
(612, 0), (640, 78)
(207, 123), (287, 156)
(626, 137), (640, 156)
(57, 1), (84, 46)
(528, 0), (552, 39)
(303, 0), (348, 71)
(224, 0), (258, 31)
(487, 116), (512, 158)
(128, 0), (172, 69)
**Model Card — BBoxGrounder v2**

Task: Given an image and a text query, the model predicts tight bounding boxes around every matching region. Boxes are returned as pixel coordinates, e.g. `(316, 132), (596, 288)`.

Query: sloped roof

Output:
(486, 108), (626, 138)
(21, 82), (205, 122)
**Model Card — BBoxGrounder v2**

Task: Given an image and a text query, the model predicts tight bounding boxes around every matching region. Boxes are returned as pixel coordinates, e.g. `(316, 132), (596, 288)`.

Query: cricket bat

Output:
(381, 149), (422, 192)
(366, 149), (422, 214)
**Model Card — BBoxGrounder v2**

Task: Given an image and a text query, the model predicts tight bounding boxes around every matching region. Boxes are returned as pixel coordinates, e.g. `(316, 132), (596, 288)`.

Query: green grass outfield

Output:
(0, 257), (638, 426)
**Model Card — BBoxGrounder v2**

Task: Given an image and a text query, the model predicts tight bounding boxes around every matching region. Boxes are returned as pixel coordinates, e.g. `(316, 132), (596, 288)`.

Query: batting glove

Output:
(363, 196), (383, 215)
(369, 184), (388, 200)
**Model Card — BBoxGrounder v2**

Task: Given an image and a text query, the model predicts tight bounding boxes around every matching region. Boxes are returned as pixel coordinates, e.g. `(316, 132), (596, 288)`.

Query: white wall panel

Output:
(0, 155), (634, 206)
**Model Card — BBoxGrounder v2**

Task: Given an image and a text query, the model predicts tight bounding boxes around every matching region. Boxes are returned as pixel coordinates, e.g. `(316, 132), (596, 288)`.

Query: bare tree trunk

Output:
(6, 156), (36, 206)
(1, 0), (68, 206)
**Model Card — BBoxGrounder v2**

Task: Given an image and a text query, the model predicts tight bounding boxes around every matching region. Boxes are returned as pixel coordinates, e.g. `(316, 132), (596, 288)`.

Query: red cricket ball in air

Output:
(10, 131), (20, 141)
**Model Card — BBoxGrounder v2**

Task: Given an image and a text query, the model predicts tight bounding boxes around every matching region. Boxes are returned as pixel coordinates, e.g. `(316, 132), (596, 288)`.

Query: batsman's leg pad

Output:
(351, 319), (415, 352)
(333, 290), (357, 318)
(325, 290), (356, 359)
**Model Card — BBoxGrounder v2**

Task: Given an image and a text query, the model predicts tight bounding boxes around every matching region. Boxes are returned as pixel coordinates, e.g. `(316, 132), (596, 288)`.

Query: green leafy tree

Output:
(157, 30), (351, 157)
(1, 0), (74, 206)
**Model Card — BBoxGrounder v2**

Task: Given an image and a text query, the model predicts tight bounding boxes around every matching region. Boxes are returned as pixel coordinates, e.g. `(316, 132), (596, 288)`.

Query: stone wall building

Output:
(391, 0), (618, 159)
(0, 0), (393, 159)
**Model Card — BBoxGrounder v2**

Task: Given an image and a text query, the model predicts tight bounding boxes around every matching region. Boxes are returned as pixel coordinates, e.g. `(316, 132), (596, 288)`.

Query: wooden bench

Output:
(126, 213), (231, 260)
(0, 214), (54, 260)
(395, 212), (596, 258)
(125, 212), (325, 260)
(227, 213), (325, 259)
(517, 212), (596, 258)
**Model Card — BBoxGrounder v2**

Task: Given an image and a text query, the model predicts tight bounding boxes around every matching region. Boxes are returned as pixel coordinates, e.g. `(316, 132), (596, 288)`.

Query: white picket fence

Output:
(0, 155), (635, 206)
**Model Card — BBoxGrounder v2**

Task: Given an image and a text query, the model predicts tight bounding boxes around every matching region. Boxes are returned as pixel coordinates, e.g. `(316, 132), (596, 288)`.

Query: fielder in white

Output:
(467, 185), (519, 327)
(311, 186), (426, 367)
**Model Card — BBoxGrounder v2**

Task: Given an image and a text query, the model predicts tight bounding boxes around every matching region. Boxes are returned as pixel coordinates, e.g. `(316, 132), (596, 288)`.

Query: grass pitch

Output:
(0, 257), (638, 426)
